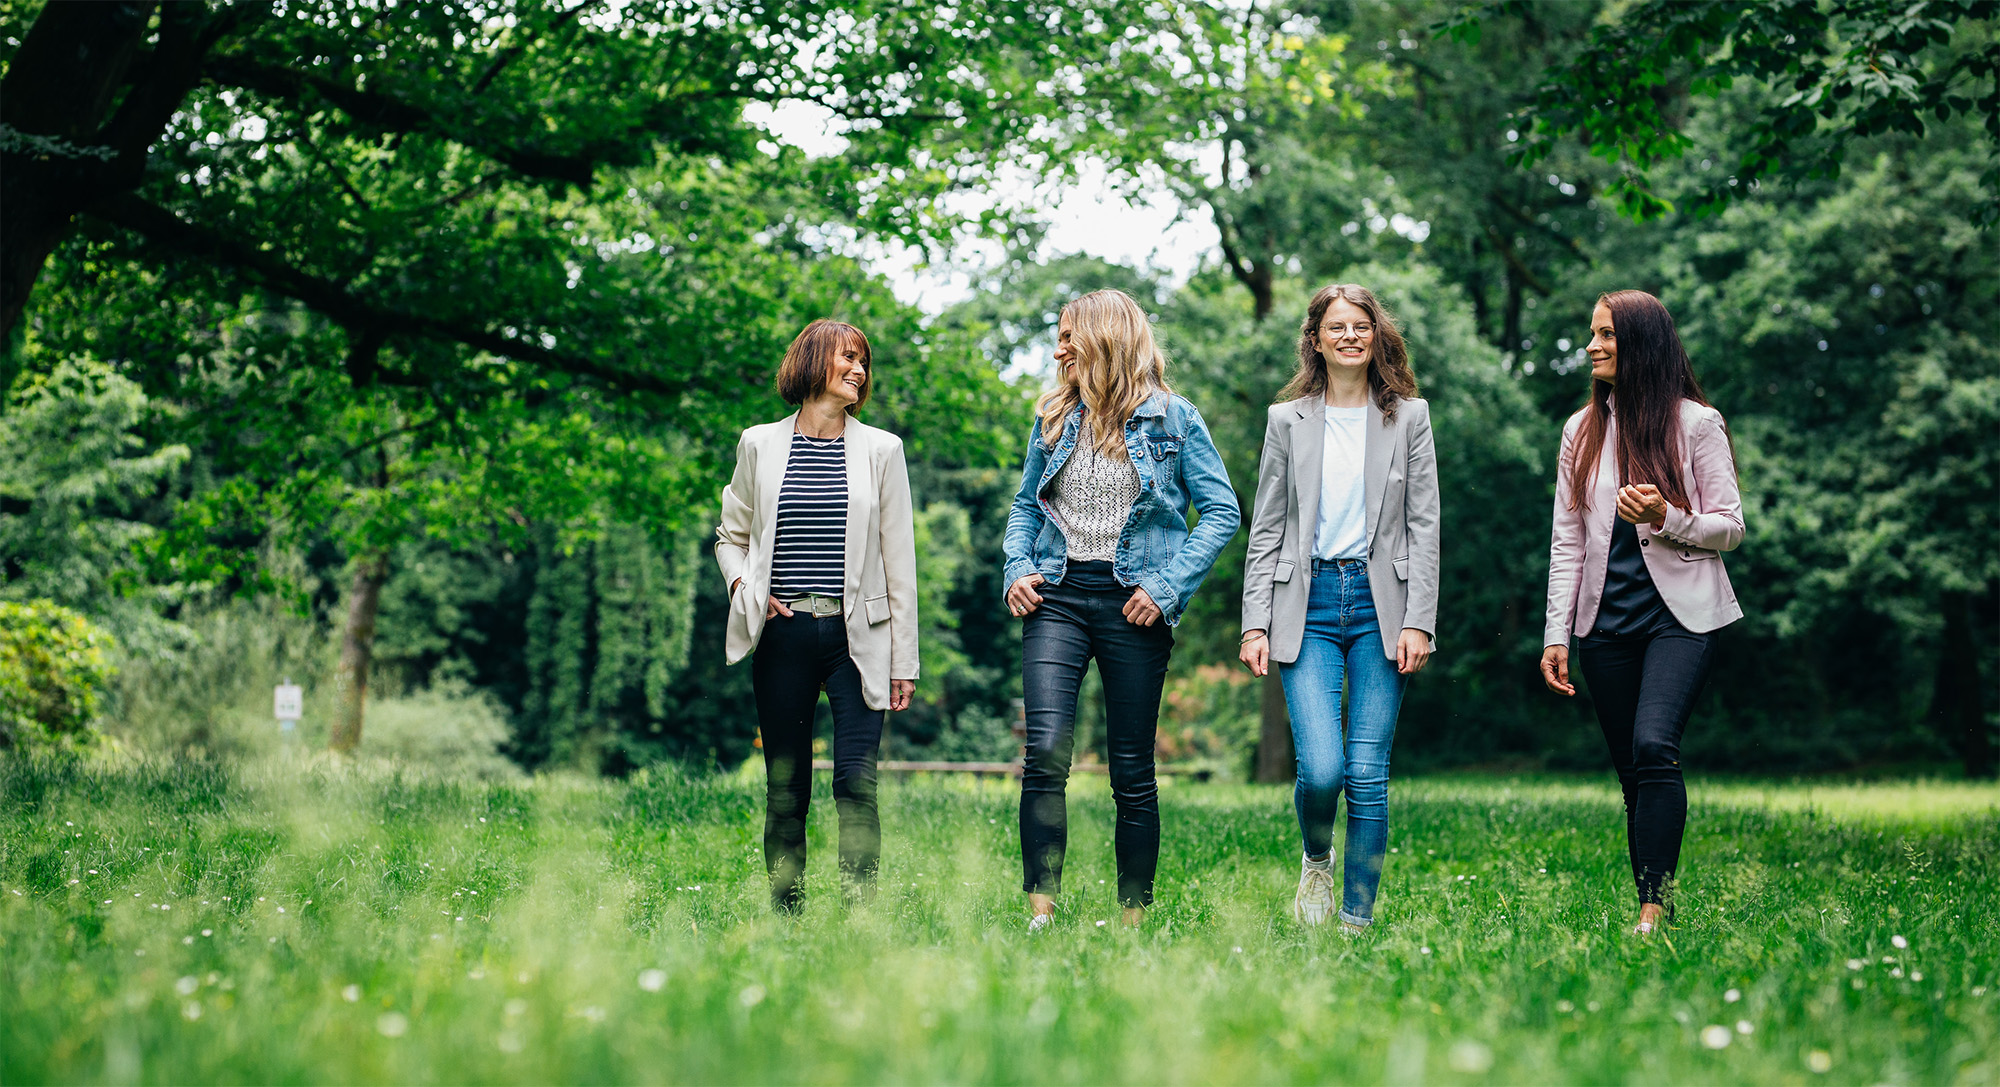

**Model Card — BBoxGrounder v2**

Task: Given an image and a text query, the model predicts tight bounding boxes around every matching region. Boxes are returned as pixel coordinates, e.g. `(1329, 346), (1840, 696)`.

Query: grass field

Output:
(2, 757), (1996, 1085)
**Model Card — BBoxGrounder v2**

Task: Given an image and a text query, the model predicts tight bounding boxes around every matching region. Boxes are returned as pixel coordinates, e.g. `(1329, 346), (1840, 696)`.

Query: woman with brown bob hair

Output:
(1239, 282), (1439, 930)
(1540, 290), (1744, 936)
(715, 318), (918, 912)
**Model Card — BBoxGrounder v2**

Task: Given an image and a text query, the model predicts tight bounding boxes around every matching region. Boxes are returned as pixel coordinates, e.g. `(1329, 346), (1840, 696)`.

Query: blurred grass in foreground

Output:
(2, 759), (1995, 1084)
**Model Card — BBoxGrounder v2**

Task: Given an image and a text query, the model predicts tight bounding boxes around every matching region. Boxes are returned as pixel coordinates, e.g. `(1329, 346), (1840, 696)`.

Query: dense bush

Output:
(0, 600), (116, 751)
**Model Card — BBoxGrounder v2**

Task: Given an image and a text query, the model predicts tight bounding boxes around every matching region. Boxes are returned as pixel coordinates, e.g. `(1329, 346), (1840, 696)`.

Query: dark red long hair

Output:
(1568, 290), (1713, 512)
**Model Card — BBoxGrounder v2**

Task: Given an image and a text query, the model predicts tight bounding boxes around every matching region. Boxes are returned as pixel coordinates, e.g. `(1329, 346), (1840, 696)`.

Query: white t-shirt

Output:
(1313, 405), (1368, 560)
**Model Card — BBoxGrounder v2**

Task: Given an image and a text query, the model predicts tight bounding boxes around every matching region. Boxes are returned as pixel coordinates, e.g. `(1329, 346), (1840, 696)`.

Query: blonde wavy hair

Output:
(1036, 289), (1171, 460)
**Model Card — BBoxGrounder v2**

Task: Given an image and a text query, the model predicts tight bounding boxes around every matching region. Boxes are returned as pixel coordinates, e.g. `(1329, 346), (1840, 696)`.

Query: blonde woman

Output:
(1002, 289), (1240, 931)
(716, 319), (918, 913)
(1239, 283), (1440, 931)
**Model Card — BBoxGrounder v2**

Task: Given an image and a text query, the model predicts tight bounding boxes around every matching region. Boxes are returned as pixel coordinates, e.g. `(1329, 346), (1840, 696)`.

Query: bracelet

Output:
(1239, 631), (1266, 643)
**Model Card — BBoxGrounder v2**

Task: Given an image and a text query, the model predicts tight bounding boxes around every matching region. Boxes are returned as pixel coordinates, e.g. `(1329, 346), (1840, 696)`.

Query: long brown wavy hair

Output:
(1037, 289), (1171, 460)
(1567, 289), (1715, 512)
(1278, 282), (1419, 419)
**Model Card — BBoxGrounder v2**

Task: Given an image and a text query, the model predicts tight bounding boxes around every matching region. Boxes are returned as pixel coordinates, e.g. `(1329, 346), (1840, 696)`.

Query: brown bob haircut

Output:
(776, 319), (872, 412)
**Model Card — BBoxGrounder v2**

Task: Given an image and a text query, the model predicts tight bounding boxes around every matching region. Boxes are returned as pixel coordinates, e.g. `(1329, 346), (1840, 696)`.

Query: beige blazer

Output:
(1544, 398), (1744, 645)
(1241, 395), (1441, 663)
(714, 413), (919, 710)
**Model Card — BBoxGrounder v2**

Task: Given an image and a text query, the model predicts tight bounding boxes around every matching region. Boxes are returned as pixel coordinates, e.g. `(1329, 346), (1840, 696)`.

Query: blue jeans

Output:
(1278, 560), (1407, 926)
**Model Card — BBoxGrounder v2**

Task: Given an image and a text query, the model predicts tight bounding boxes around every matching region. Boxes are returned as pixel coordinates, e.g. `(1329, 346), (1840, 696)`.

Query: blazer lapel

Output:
(1363, 398), (1392, 550)
(842, 420), (869, 601)
(1291, 397), (1325, 552)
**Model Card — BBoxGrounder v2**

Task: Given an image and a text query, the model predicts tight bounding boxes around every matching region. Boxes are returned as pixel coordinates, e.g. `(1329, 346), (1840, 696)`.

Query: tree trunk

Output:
(1929, 590), (1993, 778)
(0, 1), (157, 340)
(1254, 670), (1293, 783)
(328, 552), (389, 755)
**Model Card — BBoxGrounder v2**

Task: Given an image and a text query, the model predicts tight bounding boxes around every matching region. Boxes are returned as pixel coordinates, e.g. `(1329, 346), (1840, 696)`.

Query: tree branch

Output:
(469, 0), (595, 96)
(85, 192), (690, 400)
(1486, 192), (1591, 263)
(204, 53), (599, 189)
(1484, 223), (1552, 296)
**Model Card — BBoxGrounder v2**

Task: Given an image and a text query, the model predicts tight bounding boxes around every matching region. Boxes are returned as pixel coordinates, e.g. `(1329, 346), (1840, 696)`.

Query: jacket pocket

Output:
(1392, 556), (1410, 581)
(1144, 436), (1183, 461)
(1275, 560), (1295, 583)
(864, 593), (891, 625)
(1674, 546), (1720, 562)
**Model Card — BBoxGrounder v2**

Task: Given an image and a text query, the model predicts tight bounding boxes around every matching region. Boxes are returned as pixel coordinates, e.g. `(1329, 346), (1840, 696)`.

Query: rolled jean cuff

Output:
(1338, 908), (1374, 928)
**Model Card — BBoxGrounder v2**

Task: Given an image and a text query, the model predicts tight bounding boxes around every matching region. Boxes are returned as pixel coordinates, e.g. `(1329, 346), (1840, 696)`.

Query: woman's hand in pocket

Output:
(1122, 587), (1162, 626)
(1006, 574), (1046, 617)
(765, 595), (794, 620)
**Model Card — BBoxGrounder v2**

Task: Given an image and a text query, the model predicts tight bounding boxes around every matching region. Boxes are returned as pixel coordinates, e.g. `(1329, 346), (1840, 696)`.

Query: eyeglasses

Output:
(1320, 323), (1374, 338)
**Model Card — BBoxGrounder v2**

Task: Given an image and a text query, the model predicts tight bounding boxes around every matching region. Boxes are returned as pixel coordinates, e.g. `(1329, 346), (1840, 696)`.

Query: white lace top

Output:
(1049, 421), (1140, 562)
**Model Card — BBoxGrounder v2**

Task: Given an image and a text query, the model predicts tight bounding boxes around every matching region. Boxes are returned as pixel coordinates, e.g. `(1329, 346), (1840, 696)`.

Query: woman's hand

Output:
(1540, 644), (1575, 696)
(1239, 631), (1270, 677)
(1395, 628), (1431, 675)
(1123, 587), (1162, 626)
(1616, 483), (1668, 528)
(765, 595), (794, 620)
(1006, 574), (1046, 617)
(890, 679), (915, 712)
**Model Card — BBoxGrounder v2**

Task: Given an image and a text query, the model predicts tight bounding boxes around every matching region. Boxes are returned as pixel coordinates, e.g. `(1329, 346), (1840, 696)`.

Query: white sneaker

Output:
(1292, 854), (1337, 926)
(1028, 912), (1053, 934)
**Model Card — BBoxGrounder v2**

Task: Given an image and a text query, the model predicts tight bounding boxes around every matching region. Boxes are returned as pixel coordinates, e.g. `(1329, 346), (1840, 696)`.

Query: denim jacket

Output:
(1003, 392), (1241, 625)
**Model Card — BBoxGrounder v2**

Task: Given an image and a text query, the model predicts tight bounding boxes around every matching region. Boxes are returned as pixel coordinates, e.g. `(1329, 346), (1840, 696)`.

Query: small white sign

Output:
(274, 684), (304, 721)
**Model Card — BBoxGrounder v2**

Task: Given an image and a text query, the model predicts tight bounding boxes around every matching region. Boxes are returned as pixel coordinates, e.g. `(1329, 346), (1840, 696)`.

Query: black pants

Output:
(753, 613), (883, 911)
(1019, 561), (1174, 908)
(1577, 624), (1717, 906)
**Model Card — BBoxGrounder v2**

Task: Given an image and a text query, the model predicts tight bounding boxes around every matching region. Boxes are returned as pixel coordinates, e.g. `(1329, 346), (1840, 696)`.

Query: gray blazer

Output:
(1241, 395), (1441, 663)
(714, 413), (919, 710)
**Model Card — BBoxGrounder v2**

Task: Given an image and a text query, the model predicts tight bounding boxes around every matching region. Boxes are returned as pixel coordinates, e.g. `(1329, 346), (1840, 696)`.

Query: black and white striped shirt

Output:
(770, 432), (847, 599)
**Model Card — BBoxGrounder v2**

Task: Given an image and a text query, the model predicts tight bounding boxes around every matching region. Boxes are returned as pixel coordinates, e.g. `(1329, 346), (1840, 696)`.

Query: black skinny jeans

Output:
(1019, 561), (1174, 908)
(1577, 623), (1717, 906)
(753, 613), (883, 911)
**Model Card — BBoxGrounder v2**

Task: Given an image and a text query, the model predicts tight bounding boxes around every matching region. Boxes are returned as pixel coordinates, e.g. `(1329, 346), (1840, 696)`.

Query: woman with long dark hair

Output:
(1003, 288), (1239, 932)
(716, 319), (918, 913)
(1239, 282), (1440, 930)
(1540, 290), (1744, 935)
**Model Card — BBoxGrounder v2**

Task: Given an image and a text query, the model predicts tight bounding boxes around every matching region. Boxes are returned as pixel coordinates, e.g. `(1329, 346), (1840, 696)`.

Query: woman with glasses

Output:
(1240, 282), (1440, 931)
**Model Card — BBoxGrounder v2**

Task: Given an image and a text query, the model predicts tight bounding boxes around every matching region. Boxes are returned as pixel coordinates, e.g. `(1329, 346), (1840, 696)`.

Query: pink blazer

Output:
(1544, 398), (1744, 646)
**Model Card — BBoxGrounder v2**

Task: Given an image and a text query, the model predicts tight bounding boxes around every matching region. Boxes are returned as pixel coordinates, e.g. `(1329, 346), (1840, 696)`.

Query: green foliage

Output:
(0, 600), (116, 751)
(2, 765), (1996, 1081)
(1483, 0), (2000, 223)
(512, 524), (704, 773)
(0, 358), (192, 654)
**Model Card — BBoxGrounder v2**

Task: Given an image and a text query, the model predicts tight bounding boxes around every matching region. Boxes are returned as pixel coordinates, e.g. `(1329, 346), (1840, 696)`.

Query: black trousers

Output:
(753, 613), (883, 911)
(1577, 623), (1717, 906)
(1019, 561), (1174, 908)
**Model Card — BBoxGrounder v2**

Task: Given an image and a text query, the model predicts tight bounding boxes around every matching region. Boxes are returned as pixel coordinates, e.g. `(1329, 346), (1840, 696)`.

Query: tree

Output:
(2, 0), (1180, 753)
(1463, 0), (2000, 223)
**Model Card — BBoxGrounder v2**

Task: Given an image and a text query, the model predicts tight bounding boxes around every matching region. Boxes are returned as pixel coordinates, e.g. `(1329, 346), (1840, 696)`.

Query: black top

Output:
(1591, 516), (1676, 637)
(770, 432), (846, 599)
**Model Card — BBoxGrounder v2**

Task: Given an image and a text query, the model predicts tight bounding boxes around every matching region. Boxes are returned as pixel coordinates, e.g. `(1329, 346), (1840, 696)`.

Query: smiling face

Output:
(1317, 297), (1374, 377)
(1586, 301), (1618, 384)
(1052, 314), (1078, 381)
(823, 335), (867, 407)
